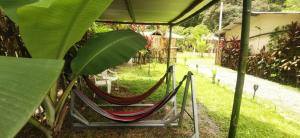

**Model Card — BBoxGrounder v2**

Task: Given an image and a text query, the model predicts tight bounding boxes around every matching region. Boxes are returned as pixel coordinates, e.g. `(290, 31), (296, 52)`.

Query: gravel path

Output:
(187, 62), (300, 117)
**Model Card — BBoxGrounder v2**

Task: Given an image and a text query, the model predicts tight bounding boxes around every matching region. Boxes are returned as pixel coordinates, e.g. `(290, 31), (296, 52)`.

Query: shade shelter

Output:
(97, 0), (220, 68)
(75, 0), (252, 138)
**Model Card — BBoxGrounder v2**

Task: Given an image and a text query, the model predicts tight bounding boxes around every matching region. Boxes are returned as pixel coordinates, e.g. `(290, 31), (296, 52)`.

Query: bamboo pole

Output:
(228, 0), (252, 137)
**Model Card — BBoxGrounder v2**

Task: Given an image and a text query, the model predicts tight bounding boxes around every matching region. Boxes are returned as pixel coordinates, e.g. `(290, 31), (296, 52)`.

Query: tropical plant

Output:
(0, 0), (146, 137)
(189, 24), (210, 56)
(223, 22), (300, 86)
(267, 22), (300, 84)
(221, 36), (241, 70)
(91, 22), (113, 33)
(195, 39), (208, 57)
(284, 0), (300, 11)
(247, 47), (272, 78)
(184, 0), (285, 31)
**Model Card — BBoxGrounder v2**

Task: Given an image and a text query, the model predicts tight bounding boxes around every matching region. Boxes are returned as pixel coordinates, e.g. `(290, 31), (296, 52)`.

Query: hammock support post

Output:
(166, 25), (173, 95)
(191, 72), (199, 137)
(70, 71), (199, 138)
(171, 66), (177, 115)
(179, 72), (191, 126)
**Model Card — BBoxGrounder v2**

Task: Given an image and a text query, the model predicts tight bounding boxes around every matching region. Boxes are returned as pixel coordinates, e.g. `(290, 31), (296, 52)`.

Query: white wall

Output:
(224, 13), (300, 54)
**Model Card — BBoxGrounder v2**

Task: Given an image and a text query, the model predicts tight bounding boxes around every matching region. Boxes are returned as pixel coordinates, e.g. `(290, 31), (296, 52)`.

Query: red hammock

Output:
(83, 72), (167, 105)
(74, 75), (187, 122)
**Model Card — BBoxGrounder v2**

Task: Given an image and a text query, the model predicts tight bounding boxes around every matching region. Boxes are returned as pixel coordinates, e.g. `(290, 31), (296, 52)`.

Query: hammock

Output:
(73, 75), (187, 123)
(83, 71), (168, 105)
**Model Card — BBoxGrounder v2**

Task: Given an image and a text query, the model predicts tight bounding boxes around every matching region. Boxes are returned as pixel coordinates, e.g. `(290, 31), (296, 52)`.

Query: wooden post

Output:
(228, 0), (252, 137)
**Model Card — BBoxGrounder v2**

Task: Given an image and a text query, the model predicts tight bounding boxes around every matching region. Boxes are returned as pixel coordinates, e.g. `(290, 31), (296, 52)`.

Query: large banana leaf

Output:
(0, 0), (37, 22)
(71, 30), (147, 75)
(0, 56), (64, 138)
(3, 0), (112, 59)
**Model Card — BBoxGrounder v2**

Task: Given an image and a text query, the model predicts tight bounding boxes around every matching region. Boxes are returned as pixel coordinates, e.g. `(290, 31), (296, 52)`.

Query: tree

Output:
(195, 39), (208, 57)
(284, 0), (300, 11)
(182, 0), (286, 32)
(190, 24), (210, 56)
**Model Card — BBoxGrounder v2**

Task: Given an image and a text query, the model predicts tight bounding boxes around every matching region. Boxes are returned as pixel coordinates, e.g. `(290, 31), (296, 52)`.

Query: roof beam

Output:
(125, 0), (136, 22)
(168, 0), (203, 24)
(95, 20), (169, 25)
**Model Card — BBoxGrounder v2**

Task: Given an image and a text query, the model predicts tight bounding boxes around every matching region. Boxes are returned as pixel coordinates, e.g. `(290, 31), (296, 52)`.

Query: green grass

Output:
(116, 62), (300, 138)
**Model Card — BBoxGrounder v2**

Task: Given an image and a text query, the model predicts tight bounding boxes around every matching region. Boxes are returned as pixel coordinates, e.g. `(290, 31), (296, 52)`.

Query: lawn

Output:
(116, 62), (300, 138)
(17, 59), (300, 138)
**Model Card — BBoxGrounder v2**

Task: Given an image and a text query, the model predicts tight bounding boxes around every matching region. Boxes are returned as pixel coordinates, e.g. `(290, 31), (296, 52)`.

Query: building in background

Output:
(142, 30), (183, 63)
(218, 12), (300, 54)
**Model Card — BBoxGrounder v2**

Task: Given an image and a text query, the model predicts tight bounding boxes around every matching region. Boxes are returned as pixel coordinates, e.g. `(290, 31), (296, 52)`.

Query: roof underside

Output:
(98, 0), (219, 25)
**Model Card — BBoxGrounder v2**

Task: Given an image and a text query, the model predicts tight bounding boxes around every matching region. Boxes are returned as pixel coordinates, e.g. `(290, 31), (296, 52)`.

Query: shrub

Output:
(221, 22), (300, 86)
(221, 36), (240, 70)
(267, 22), (300, 84)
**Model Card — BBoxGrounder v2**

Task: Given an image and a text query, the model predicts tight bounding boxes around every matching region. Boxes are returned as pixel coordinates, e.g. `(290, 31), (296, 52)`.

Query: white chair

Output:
(94, 69), (118, 94)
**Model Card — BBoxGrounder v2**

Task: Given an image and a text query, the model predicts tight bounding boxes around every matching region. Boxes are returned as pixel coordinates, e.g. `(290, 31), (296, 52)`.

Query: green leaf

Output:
(0, 0), (38, 22)
(0, 0), (37, 8)
(71, 30), (147, 75)
(0, 56), (64, 138)
(16, 0), (112, 59)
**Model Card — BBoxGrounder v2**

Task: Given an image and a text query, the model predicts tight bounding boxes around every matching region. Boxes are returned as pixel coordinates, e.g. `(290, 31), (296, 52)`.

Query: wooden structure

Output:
(143, 31), (183, 63)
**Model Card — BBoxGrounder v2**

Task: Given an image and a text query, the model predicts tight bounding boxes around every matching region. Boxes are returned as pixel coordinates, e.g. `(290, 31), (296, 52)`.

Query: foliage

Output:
(284, 0), (300, 11)
(15, 0), (112, 59)
(221, 36), (240, 70)
(191, 24), (210, 38)
(252, 0), (283, 11)
(202, 3), (241, 31)
(0, 0), (147, 137)
(90, 22), (113, 33)
(222, 22), (300, 86)
(0, 57), (64, 138)
(179, 27), (194, 51)
(71, 30), (146, 75)
(266, 22), (300, 84)
(172, 26), (186, 50)
(194, 39), (208, 56)
(182, 0), (287, 31)
(247, 47), (273, 78)
(189, 24), (210, 55)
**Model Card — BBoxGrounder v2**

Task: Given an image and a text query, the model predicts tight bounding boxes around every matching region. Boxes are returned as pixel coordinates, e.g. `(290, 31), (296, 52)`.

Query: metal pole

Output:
(172, 66), (177, 115)
(166, 25), (173, 94)
(178, 73), (191, 126)
(218, 2), (223, 31)
(228, 0), (252, 137)
(190, 73), (199, 138)
(166, 25), (173, 69)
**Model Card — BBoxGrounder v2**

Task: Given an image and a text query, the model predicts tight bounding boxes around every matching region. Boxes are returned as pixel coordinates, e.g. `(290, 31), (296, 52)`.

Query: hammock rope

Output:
(83, 67), (171, 105)
(73, 75), (187, 123)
